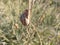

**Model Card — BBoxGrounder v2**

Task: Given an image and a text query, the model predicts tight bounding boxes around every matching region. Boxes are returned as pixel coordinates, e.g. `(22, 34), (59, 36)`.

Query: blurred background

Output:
(0, 0), (60, 45)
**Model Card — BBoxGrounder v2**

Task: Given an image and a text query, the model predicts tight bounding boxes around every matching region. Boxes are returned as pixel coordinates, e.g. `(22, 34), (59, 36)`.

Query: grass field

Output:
(0, 0), (60, 45)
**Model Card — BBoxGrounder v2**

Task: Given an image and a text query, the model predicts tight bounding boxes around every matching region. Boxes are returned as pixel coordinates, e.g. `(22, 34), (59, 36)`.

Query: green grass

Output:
(0, 0), (60, 45)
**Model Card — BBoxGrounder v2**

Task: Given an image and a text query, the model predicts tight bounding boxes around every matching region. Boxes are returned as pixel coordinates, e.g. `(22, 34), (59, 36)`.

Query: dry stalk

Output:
(24, 0), (32, 45)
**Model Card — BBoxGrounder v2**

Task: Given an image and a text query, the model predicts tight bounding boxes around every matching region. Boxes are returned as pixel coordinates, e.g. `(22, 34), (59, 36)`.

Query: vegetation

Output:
(0, 0), (60, 45)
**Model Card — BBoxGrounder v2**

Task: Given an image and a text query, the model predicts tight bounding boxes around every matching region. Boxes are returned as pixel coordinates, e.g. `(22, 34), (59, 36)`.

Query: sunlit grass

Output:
(0, 0), (60, 45)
